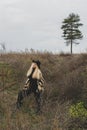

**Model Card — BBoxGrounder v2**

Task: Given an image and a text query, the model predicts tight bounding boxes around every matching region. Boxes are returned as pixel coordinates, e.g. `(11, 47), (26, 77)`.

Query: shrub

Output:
(69, 102), (87, 118)
(68, 102), (87, 129)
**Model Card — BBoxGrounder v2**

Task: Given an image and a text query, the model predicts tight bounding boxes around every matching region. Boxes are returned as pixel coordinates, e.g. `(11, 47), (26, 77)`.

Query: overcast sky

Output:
(0, 0), (87, 53)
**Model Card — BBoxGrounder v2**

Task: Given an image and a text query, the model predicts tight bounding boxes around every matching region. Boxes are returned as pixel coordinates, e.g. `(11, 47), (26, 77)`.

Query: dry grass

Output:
(0, 52), (87, 130)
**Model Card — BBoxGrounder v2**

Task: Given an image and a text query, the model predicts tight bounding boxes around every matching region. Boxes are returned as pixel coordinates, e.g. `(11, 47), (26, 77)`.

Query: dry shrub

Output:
(59, 70), (84, 102)
(0, 52), (87, 130)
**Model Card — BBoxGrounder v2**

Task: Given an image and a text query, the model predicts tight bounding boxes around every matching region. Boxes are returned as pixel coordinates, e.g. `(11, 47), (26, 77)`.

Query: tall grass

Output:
(0, 52), (87, 130)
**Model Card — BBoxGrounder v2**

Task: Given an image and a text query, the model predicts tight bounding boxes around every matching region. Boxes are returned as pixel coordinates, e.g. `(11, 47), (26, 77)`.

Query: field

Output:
(0, 52), (87, 130)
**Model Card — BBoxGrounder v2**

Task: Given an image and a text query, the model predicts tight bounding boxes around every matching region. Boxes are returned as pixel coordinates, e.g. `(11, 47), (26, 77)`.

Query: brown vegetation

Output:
(0, 52), (87, 130)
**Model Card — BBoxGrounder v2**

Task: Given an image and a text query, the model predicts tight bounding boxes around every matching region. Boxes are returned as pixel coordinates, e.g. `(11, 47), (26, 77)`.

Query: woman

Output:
(17, 60), (44, 112)
(24, 60), (44, 92)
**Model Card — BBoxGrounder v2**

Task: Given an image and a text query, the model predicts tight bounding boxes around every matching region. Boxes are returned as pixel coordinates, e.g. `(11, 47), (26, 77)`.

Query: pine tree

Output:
(61, 13), (83, 54)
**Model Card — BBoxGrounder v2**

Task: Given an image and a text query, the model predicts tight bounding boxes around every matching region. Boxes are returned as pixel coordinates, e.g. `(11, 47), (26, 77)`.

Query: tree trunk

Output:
(71, 39), (73, 54)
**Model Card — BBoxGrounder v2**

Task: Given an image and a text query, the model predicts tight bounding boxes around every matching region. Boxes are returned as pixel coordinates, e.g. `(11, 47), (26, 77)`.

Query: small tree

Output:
(61, 13), (83, 54)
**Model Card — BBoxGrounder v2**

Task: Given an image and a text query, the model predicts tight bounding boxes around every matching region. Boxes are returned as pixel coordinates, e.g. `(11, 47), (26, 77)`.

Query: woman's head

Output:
(32, 60), (41, 69)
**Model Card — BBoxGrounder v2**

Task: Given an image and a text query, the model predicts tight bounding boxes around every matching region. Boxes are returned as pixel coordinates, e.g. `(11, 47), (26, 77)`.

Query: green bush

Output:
(69, 102), (87, 118)
(68, 102), (87, 129)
